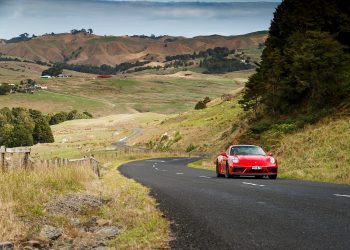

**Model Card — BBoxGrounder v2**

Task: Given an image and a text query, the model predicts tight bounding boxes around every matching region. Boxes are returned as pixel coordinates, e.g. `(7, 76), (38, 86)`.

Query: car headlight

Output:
(270, 157), (276, 164)
(232, 157), (239, 164)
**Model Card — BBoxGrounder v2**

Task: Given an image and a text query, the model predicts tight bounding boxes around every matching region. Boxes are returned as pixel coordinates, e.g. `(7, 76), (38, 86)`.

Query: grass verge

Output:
(99, 156), (170, 249)
(0, 165), (96, 241)
(187, 159), (215, 172)
(0, 154), (173, 249)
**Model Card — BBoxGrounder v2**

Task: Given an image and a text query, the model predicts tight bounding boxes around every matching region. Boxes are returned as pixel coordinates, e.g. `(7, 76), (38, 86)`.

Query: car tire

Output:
(268, 174), (277, 179)
(255, 175), (264, 179)
(225, 162), (231, 178)
(216, 160), (223, 178)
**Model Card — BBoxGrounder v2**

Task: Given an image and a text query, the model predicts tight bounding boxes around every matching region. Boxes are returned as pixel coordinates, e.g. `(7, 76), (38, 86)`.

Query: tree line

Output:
(43, 60), (151, 76)
(240, 0), (350, 117)
(165, 47), (236, 62)
(0, 108), (93, 147)
(0, 108), (54, 147)
(165, 47), (253, 73)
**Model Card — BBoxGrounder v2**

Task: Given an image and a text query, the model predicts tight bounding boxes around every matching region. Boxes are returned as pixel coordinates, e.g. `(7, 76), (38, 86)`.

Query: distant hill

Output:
(0, 31), (267, 66)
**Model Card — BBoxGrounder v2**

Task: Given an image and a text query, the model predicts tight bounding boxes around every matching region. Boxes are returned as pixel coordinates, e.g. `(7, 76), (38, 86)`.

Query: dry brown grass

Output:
(0, 202), (25, 242)
(0, 166), (96, 241)
(96, 158), (171, 249)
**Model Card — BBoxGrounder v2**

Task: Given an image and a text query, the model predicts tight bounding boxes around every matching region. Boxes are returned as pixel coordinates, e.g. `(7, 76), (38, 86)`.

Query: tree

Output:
(195, 101), (206, 110)
(67, 110), (78, 120)
(0, 124), (14, 147)
(240, 0), (350, 116)
(0, 84), (12, 95)
(19, 33), (29, 38)
(88, 28), (93, 34)
(29, 109), (54, 144)
(9, 125), (34, 147)
(32, 119), (54, 144)
(286, 31), (349, 110)
(42, 66), (63, 76)
(49, 111), (68, 125)
(203, 97), (211, 104)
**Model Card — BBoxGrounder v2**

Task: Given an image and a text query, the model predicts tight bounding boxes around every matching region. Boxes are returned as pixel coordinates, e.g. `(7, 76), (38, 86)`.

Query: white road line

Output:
(161, 170), (167, 172)
(155, 168), (159, 171)
(199, 176), (211, 179)
(242, 182), (265, 187)
(334, 194), (350, 198)
(176, 173), (184, 175)
(118, 137), (127, 142)
(152, 165), (155, 168)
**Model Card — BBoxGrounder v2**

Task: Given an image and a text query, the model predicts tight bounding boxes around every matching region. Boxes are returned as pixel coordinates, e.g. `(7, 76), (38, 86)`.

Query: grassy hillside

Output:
(0, 61), (249, 116)
(276, 117), (350, 184)
(132, 88), (244, 154)
(0, 32), (267, 66)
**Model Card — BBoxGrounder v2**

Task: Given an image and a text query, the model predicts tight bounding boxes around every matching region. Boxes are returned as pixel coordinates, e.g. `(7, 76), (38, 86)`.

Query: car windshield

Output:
(230, 146), (266, 156)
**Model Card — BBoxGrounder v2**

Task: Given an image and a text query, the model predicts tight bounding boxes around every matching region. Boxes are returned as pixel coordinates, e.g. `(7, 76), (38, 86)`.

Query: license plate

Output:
(252, 166), (262, 170)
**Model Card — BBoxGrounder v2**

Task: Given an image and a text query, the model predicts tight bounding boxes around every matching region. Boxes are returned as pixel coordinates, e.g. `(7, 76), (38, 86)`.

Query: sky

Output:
(0, 0), (281, 39)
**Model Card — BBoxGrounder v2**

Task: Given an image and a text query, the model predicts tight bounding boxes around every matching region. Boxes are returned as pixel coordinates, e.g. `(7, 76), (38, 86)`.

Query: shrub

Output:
(83, 111), (93, 118)
(0, 84), (12, 95)
(186, 143), (196, 152)
(49, 112), (69, 125)
(203, 97), (211, 104)
(195, 101), (206, 110)
(173, 131), (182, 143)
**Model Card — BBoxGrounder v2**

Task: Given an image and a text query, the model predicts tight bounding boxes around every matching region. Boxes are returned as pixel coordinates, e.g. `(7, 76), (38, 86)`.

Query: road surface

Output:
(112, 128), (144, 149)
(119, 158), (350, 250)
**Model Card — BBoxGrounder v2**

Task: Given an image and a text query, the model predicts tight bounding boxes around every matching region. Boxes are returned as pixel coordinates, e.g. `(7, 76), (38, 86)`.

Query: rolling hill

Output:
(0, 31), (267, 66)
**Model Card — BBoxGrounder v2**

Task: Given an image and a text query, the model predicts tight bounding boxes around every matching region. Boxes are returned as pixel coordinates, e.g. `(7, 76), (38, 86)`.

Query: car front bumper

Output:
(230, 166), (278, 175)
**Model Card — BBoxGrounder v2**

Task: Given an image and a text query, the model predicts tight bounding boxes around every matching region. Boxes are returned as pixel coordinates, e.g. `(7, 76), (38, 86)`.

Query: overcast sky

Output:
(0, 0), (281, 39)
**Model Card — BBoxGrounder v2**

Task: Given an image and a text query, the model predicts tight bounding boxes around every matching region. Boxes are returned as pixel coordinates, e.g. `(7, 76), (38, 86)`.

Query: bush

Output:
(186, 143), (196, 152)
(0, 84), (12, 95)
(173, 131), (182, 143)
(83, 111), (93, 118)
(195, 101), (206, 110)
(203, 97), (211, 104)
(49, 112), (69, 125)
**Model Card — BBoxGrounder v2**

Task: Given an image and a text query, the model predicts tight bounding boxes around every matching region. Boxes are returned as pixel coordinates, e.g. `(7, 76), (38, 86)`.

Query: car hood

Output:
(230, 155), (273, 166)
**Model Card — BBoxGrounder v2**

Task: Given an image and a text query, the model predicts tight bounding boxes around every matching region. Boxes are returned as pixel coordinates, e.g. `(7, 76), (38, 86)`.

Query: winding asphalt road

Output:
(119, 158), (350, 250)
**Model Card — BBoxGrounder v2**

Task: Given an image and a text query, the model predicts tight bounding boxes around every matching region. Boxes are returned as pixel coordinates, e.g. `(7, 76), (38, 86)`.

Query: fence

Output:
(0, 146), (100, 177)
(0, 146), (32, 171)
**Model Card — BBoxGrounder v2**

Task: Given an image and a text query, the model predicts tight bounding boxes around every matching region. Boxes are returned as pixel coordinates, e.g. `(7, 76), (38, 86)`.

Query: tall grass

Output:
(276, 117), (350, 184)
(100, 160), (170, 249)
(0, 166), (96, 241)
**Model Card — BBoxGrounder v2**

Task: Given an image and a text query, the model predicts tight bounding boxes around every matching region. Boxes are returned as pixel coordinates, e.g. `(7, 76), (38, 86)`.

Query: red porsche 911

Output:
(216, 145), (278, 179)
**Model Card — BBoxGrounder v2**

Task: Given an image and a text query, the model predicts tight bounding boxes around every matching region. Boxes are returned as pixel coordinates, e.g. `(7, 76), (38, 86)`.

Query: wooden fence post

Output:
(0, 146), (5, 171)
(24, 152), (30, 169)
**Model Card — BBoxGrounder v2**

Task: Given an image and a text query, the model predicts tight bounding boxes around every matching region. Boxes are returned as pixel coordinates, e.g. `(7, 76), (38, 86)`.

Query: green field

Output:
(0, 64), (252, 116)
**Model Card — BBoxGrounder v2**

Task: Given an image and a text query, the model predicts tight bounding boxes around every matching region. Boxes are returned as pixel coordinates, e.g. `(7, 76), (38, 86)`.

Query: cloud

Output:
(0, 1), (279, 38)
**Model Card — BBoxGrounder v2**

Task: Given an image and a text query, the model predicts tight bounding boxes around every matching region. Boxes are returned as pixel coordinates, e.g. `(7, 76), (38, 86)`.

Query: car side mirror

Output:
(267, 152), (273, 156)
(221, 152), (228, 157)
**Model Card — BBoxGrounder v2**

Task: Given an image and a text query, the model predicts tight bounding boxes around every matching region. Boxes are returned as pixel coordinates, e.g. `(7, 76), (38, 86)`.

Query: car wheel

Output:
(216, 160), (223, 178)
(268, 174), (277, 179)
(225, 162), (231, 178)
(255, 175), (264, 179)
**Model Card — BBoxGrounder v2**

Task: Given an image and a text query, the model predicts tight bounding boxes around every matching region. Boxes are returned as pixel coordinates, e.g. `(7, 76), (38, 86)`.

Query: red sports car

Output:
(216, 145), (278, 179)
